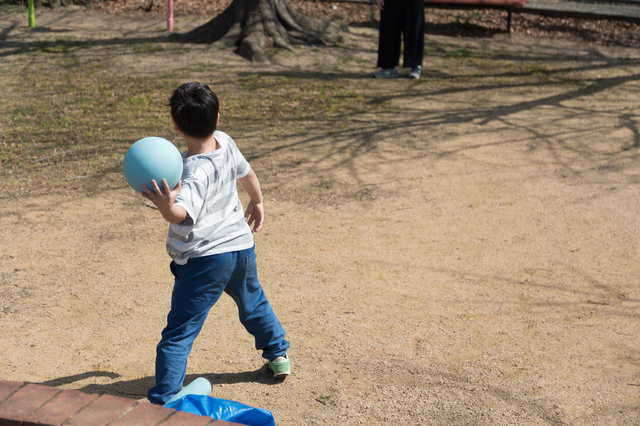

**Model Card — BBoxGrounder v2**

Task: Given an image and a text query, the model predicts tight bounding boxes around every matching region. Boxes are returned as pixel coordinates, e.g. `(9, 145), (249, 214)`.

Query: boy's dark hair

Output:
(170, 82), (220, 139)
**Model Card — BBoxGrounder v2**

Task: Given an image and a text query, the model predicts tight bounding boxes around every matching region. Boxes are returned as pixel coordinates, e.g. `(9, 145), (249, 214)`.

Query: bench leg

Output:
(507, 8), (512, 33)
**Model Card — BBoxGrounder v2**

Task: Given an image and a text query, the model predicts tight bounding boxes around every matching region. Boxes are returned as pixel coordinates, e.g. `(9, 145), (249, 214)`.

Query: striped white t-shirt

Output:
(166, 130), (254, 264)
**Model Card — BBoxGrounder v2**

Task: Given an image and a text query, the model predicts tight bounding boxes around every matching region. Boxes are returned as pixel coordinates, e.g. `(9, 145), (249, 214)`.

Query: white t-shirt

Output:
(166, 130), (254, 264)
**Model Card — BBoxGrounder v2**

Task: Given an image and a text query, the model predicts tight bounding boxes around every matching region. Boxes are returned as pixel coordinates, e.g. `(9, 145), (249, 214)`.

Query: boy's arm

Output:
(239, 169), (264, 233)
(140, 179), (188, 224)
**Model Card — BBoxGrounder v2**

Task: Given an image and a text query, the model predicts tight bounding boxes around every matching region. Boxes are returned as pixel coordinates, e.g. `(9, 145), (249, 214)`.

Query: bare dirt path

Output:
(1, 6), (639, 425)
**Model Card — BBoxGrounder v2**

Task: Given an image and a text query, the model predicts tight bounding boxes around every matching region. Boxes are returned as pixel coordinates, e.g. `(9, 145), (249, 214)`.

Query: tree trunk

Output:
(181, 0), (345, 62)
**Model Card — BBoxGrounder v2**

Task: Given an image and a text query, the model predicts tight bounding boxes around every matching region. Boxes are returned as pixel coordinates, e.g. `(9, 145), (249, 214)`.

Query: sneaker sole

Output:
(273, 370), (290, 379)
(267, 363), (291, 379)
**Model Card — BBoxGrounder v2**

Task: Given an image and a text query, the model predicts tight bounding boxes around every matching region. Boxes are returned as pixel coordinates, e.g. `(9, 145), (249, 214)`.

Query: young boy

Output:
(141, 82), (290, 405)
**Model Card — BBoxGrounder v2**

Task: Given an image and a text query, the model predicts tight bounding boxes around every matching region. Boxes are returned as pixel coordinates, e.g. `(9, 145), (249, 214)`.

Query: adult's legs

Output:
(225, 246), (290, 360)
(377, 0), (403, 69)
(148, 255), (234, 405)
(402, 0), (425, 68)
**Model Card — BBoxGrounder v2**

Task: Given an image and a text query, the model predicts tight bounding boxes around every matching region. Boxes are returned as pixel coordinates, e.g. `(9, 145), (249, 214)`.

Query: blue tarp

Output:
(165, 394), (276, 426)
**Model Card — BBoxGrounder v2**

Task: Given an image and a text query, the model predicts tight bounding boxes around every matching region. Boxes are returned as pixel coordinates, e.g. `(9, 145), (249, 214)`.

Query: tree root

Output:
(181, 0), (345, 62)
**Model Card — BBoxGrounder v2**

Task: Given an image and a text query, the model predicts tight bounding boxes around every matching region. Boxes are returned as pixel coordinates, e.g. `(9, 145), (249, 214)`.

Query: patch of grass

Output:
(192, 63), (208, 72)
(33, 38), (89, 54)
(452, 47), (472, 58)
(1, 58), (177, 197)
(223, 74), (388, 124)
(1, 2), (22, 12)
(1, 48), (397, 199)
(132, 42), (165, 53)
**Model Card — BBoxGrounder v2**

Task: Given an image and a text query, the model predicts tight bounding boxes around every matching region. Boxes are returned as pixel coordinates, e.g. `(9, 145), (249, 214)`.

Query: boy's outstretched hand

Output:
(245, 200), (264, 233)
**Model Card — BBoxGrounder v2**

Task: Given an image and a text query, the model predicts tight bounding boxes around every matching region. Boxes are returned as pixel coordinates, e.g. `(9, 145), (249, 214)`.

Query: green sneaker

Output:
(268, 354), (290, 379)
(374, 68), (399, 79)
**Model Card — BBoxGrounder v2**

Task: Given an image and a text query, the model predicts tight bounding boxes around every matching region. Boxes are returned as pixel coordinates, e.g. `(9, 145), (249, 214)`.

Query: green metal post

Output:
(28, 0), (35, 28)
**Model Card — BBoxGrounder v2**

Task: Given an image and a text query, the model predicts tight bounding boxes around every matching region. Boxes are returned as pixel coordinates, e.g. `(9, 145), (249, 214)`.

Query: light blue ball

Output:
(123, 137), (183, 193)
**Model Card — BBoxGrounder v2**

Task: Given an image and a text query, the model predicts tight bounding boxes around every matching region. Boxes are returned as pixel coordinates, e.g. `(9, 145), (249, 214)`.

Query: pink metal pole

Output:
(167, 0), (174, 31)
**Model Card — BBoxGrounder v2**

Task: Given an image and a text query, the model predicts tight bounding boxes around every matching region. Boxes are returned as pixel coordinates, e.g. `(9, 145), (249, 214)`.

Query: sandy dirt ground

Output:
(1, 6), (640, 425)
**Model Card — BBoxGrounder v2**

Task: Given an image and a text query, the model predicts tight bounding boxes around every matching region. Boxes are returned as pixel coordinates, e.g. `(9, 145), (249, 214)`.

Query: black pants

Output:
(377, 0), (425, 69)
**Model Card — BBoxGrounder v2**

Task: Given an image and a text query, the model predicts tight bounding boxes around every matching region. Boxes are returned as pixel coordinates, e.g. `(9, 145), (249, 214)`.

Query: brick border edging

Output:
(0, 381), (240, 426)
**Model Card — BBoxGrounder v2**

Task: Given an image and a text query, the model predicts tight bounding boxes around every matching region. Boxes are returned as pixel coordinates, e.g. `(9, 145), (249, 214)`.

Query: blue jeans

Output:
(148, 246), (289, 405)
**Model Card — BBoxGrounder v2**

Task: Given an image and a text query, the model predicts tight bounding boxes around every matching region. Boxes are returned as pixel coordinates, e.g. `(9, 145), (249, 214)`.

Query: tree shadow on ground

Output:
(0, 34), (176, 58)
(238, 62), (640, 187)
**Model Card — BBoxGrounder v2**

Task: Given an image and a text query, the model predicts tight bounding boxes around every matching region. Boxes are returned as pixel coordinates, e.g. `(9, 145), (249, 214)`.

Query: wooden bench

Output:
(323, 0), (530, 32)
(423, 0), (530, 32)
